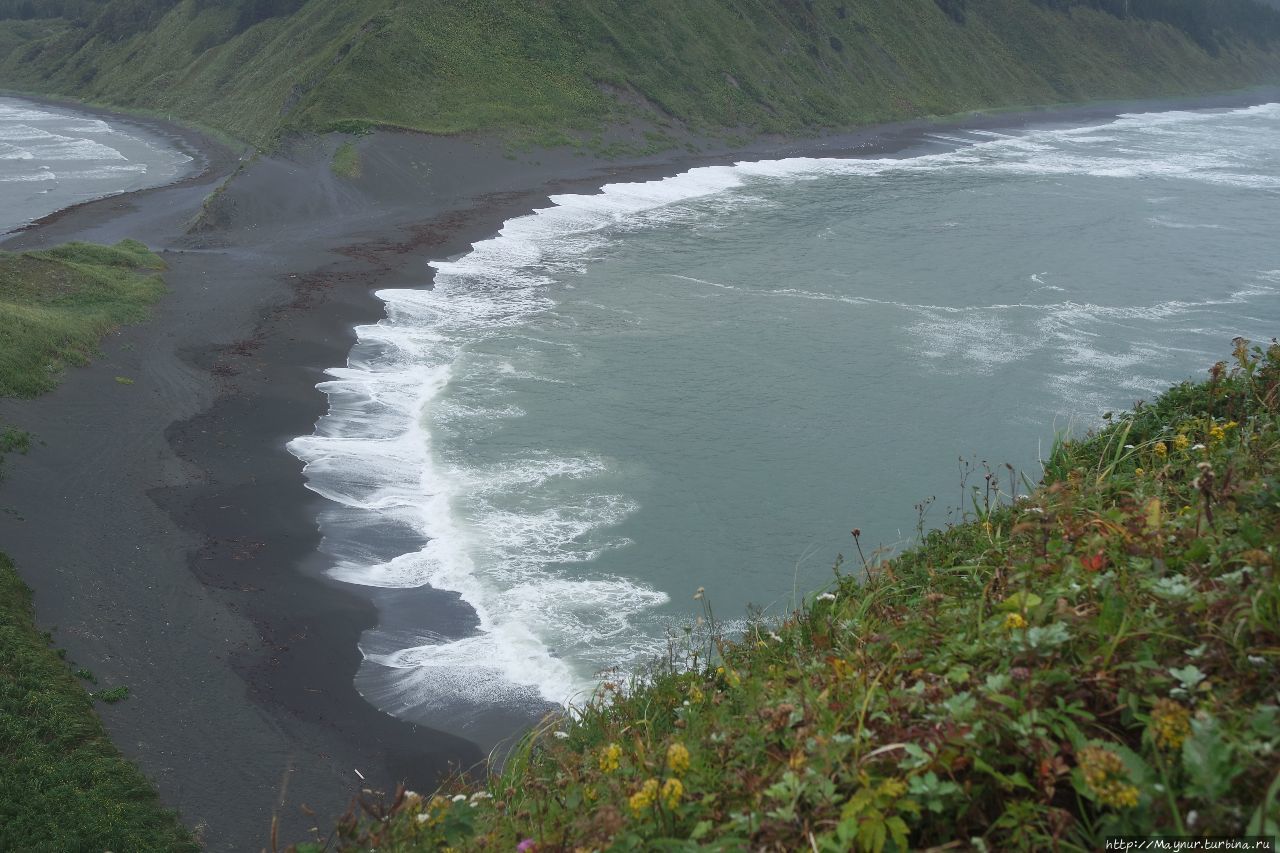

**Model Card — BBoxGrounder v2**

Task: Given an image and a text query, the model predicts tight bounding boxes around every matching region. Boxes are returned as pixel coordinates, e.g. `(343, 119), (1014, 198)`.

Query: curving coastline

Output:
(1, 86), (1278, 849)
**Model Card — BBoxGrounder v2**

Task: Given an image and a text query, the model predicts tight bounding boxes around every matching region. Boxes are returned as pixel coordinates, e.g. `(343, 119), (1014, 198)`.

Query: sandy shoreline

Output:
(1, 85), (1277, 849)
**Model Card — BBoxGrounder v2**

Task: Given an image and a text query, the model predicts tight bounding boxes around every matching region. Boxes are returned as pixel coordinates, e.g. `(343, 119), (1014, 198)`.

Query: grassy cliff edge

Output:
(323, 341), (1280, 851)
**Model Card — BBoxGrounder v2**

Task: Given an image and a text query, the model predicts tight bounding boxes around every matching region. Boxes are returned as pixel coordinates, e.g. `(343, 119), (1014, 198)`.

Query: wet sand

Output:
(0, 86), (1276, 850)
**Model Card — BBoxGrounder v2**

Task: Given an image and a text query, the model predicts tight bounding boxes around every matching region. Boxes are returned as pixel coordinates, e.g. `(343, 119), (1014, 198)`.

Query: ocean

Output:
(0, 97), (193, 235)
(289, 103), (1280, 729)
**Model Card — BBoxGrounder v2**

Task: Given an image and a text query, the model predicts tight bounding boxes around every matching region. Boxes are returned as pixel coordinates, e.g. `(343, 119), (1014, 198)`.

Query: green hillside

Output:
(1, 0), (1279, 146)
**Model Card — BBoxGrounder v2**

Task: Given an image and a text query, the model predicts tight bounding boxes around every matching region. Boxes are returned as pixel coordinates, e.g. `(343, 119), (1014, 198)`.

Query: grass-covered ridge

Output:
(2, 0), (1279, 146)
(0, 239), (165, 397)
(320, 340), (1280, 851)
(0, 553), (197, 851)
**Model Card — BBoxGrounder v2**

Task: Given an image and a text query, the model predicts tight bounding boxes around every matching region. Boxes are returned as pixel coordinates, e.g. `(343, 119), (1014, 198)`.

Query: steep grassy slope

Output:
(2, 0), (1279, 145)
(318, 341), (1280, 851)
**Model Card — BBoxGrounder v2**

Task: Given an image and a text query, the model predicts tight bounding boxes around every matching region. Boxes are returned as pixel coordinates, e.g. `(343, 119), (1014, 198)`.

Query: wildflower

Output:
(1150, 698), (1191, 750)
(688, 685), (704, 704)
(1004, 612), (1028, 630)
(552, 730), (569, 739)
(693, 587), (705, 600)
(1134, 467), (1144, 477)
(1174, 433), (1190, 452)
(584, 786), (598, 802)
(517, 840), (538, 852)
(1191, 443), (1206, 451)
(1224, 420), (1239, 430)
(599, 742), (622, 773)
(1081, 551), (1107, 572)
(629, 778), (659, 815)
(661, 777), (684, 809)
(1154, 441), (1168, 457)
(1079, 746), (1141, 809)
(666, 741), (691, 775)
(1209, 425), (1226, 444)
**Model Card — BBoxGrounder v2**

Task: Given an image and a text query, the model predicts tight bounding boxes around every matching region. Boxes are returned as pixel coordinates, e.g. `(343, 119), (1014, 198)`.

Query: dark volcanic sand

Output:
(0, 86), (1276, 850)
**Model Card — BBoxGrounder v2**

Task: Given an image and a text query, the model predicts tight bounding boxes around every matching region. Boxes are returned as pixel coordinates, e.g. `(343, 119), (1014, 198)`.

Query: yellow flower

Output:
(629, 778), (659, 815)
(1004, 612), (1028, 630)
(584, 786), (598, 802)
(666, 742), (691, 775)
(1224, 420), (1239, 430)
(1134, 468), (1144, 477)
(598, 742), (622, 773)
(1150, 698), (1191, 750)
(1079, 746), (1140, 809)
(688, 685), (704, 704)
(1209, 425), (1226, 444)
(1173, 434), (1190, 452)
(661, 777), (684, 810)
(1154, 441), (1168, 457)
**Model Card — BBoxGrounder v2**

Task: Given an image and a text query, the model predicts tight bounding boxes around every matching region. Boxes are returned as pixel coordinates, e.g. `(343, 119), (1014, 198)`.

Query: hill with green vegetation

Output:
(2, 0), (1280, 146)
(318, 340), (1280, 851)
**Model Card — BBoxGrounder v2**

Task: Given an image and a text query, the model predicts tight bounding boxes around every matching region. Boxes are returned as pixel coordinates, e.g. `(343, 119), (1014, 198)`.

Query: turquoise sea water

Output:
(290, 103), (1280, 724)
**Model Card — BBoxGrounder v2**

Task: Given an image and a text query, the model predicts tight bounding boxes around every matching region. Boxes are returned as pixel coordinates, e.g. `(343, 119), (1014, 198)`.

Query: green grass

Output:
(0, 553), (197, 852)
(0, 239), (165, 397)
(330, 139), (361, 178)
(319, 340), (1280, 850)
(2, 0), (1279, 147)
(0, 423), (29, 481)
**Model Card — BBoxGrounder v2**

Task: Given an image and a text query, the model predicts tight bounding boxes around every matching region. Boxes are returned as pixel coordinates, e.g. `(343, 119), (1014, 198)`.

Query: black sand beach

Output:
(1, 87), (1277, 849)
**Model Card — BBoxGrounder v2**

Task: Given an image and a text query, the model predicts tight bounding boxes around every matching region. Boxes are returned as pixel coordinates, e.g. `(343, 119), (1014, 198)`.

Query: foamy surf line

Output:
(289, 100), (1279, 723)
(286, 167), (773, 717)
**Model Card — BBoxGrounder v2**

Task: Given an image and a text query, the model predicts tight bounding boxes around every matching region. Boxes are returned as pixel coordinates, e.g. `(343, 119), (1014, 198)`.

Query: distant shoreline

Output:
(0, 85), (1277, 850)
(0, 93), (235, 238)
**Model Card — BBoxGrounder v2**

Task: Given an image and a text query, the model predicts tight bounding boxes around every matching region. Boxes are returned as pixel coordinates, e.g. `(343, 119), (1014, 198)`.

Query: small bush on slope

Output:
(314, 339), (1280, 851)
